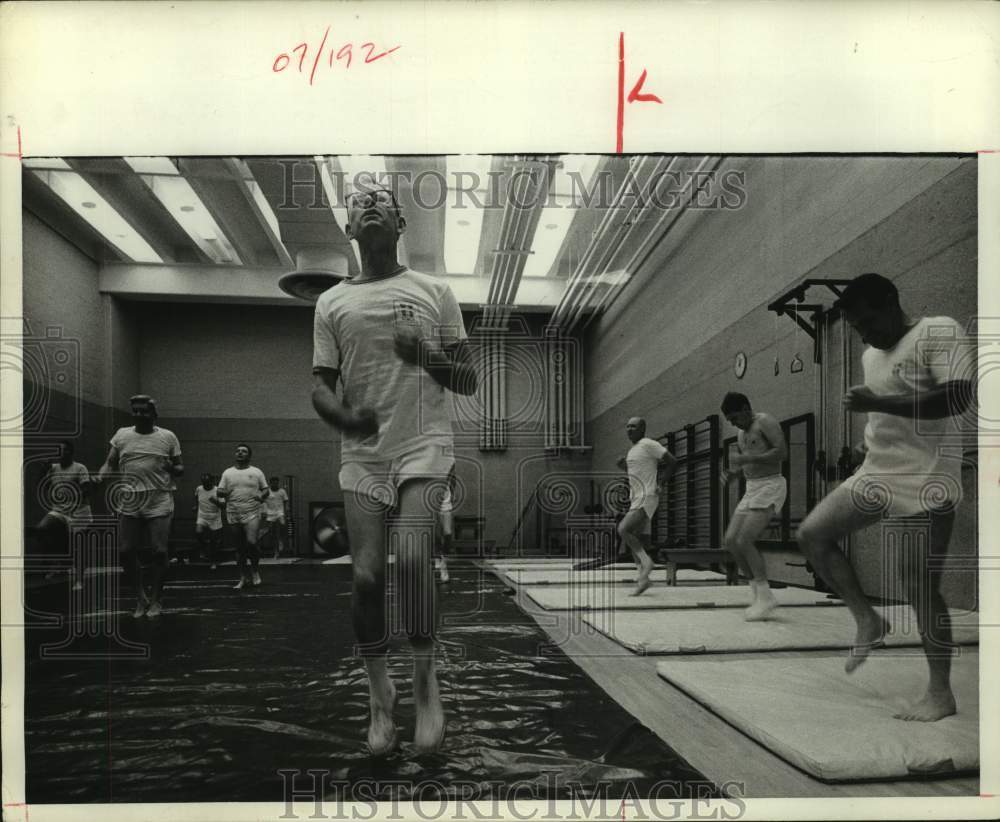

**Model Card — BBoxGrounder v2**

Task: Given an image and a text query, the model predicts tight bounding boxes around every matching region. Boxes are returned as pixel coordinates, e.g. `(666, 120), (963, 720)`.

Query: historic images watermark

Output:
(276, 160), (748, 214)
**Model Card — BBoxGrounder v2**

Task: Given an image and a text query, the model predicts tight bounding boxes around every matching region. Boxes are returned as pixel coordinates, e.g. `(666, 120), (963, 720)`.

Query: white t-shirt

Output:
(850, 316), (972, 513)
(218, 466), (268, 518)
(313, 268), (468, 462)
(109, 427), (182, 492)
(195, 486), (223, 525)
(263, 488), (288, 520)
(47, 461), (92, 519)
(626, 437), (667, 503)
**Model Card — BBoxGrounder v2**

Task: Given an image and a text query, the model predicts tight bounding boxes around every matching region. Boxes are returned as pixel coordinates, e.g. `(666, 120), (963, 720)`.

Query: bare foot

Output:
(367, 679), (398, 757)
(413, 668), (445, 753)
(146, 601), (163, 619)
(629, 576), (652, 597)
(894, 690), (957, 722)
(132, 601), (147, 619)
(845, 615), (890, 673)
(744, 593), (778, 622)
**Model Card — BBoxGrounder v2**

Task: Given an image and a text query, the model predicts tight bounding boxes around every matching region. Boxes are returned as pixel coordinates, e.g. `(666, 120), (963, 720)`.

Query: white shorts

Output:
(226, 509), (261, 526)
(735, 475), (787, 514)
(838, 468), (962, 517)
(629, 495), (658, 533)
(196, 517), (223, 531)
(115, 490), (174, 519)
(340, 443), (454, 510)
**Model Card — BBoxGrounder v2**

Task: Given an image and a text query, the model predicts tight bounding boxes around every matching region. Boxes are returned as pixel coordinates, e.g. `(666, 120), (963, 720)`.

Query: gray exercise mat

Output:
(526, 584), (841, 611)
(502, 568), (726, 586)
(656, 652), (978, 782)
(582, 605), (979, 654)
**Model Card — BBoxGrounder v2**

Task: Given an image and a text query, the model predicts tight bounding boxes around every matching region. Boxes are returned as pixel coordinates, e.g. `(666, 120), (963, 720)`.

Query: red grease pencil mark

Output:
(310, 26), (330, 86)
(628, 69), (662, 104)
(273, 29), (400, 85)
(615, 33), (663, 153)
(1, 126), (22, 159)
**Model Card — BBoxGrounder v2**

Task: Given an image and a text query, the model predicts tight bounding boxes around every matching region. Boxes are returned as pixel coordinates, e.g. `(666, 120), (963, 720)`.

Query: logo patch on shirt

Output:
(394, 301), (420, 325)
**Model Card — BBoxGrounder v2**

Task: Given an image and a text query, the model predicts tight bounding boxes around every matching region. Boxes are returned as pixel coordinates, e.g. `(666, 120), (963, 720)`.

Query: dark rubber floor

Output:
(23, 562), (717, 803)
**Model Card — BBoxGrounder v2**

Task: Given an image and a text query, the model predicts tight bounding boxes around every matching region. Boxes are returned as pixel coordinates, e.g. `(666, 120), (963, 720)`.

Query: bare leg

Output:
(726, 510), (779, 621)
(619, 509), (654, 596)
(894, 511), (958, 721)
(344, 491), (397, 755)
(397, 480), (445, 752)
(797, 486), (887, 672)
(144, 516), (172, 617)
(231, 522), (248, 589)
(246, 517), (262, 584)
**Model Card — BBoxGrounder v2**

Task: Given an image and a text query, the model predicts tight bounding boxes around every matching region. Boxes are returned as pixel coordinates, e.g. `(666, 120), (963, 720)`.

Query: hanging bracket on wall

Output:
(766, 279), (854, 363)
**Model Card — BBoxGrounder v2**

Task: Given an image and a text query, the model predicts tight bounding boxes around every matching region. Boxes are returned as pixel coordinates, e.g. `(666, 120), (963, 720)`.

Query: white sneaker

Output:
(233, 578), (246, 590)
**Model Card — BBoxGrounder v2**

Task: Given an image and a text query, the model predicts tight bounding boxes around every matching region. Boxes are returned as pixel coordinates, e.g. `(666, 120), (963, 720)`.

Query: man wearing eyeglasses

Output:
(311, 181), (477, 755)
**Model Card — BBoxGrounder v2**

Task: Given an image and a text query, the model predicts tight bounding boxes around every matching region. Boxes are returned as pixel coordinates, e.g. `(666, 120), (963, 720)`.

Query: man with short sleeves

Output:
(261, 476), (289, 557)
(797, 273), (975, 721)
(312, 183), (477, 755)
(37, 440), (94, 590)
(194, 473), (225, 569)
(97, 395), (183, 618)
(217, 444), (269, 589)
(616, 417), (677, 596)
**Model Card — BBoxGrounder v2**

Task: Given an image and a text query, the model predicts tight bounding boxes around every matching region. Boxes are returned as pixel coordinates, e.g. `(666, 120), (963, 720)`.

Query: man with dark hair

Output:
(194, 473), (225, 569)
(616, 417), (677, 596)
(797, 272), (975, 721)
(720, 392), (787, 620)
(97, 395), (183, 618)
(312, 183), (476, 755)
(37, 440), (94, 590)
(218, 444), (269, 589)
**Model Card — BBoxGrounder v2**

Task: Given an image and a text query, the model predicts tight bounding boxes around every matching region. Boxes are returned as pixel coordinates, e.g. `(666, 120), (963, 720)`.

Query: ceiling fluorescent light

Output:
(315, 156), (360, 269)
(28, 166), (162, 263)
(125, 156), (242, 265)
(444, 155), (492, 275)
(522, 155), (599, 278)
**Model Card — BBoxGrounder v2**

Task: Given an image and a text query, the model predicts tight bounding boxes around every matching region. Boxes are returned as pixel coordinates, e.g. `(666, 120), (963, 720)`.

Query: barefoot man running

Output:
(797, 273), (974, 721)
(616, 417), (676, 596)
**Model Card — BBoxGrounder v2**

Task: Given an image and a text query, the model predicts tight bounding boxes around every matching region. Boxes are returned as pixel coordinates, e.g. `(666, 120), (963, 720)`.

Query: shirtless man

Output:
(217, 445), (269, 589)
(720, 393), (788, 620)
(616, 417), (677, 596)
(797, 273), (974, 721)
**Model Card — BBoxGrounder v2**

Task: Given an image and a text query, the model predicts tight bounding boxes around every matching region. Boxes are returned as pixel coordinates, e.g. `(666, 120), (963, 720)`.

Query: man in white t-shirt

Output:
(261, 476), (289, 557)
(312, 183), (476, 756)
(616, 417), (677, 596)
(194, 473), (224, 569)
(37, 440), (94, 590)
(217, 444), (269, 589)
(797, 273), (975, 722)
(97, 395), (184, 618)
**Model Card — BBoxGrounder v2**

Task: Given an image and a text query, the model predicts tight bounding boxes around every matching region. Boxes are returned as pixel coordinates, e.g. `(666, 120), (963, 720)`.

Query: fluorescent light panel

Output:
(315, 156), (359, 269)
(26, 162), (162, 263)
(522, 155), (599, 278)
(233, 159), (282, 239)
(444, 155), (492, 275)
(125, 157), (242, 264)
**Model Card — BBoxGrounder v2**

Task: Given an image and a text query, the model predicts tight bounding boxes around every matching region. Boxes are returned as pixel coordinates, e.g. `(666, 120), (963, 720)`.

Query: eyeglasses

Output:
(345, 189), (397, 209)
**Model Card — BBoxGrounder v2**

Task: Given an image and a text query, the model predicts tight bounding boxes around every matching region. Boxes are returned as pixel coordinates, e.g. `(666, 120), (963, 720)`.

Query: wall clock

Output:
(734, 351), (747, 379)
